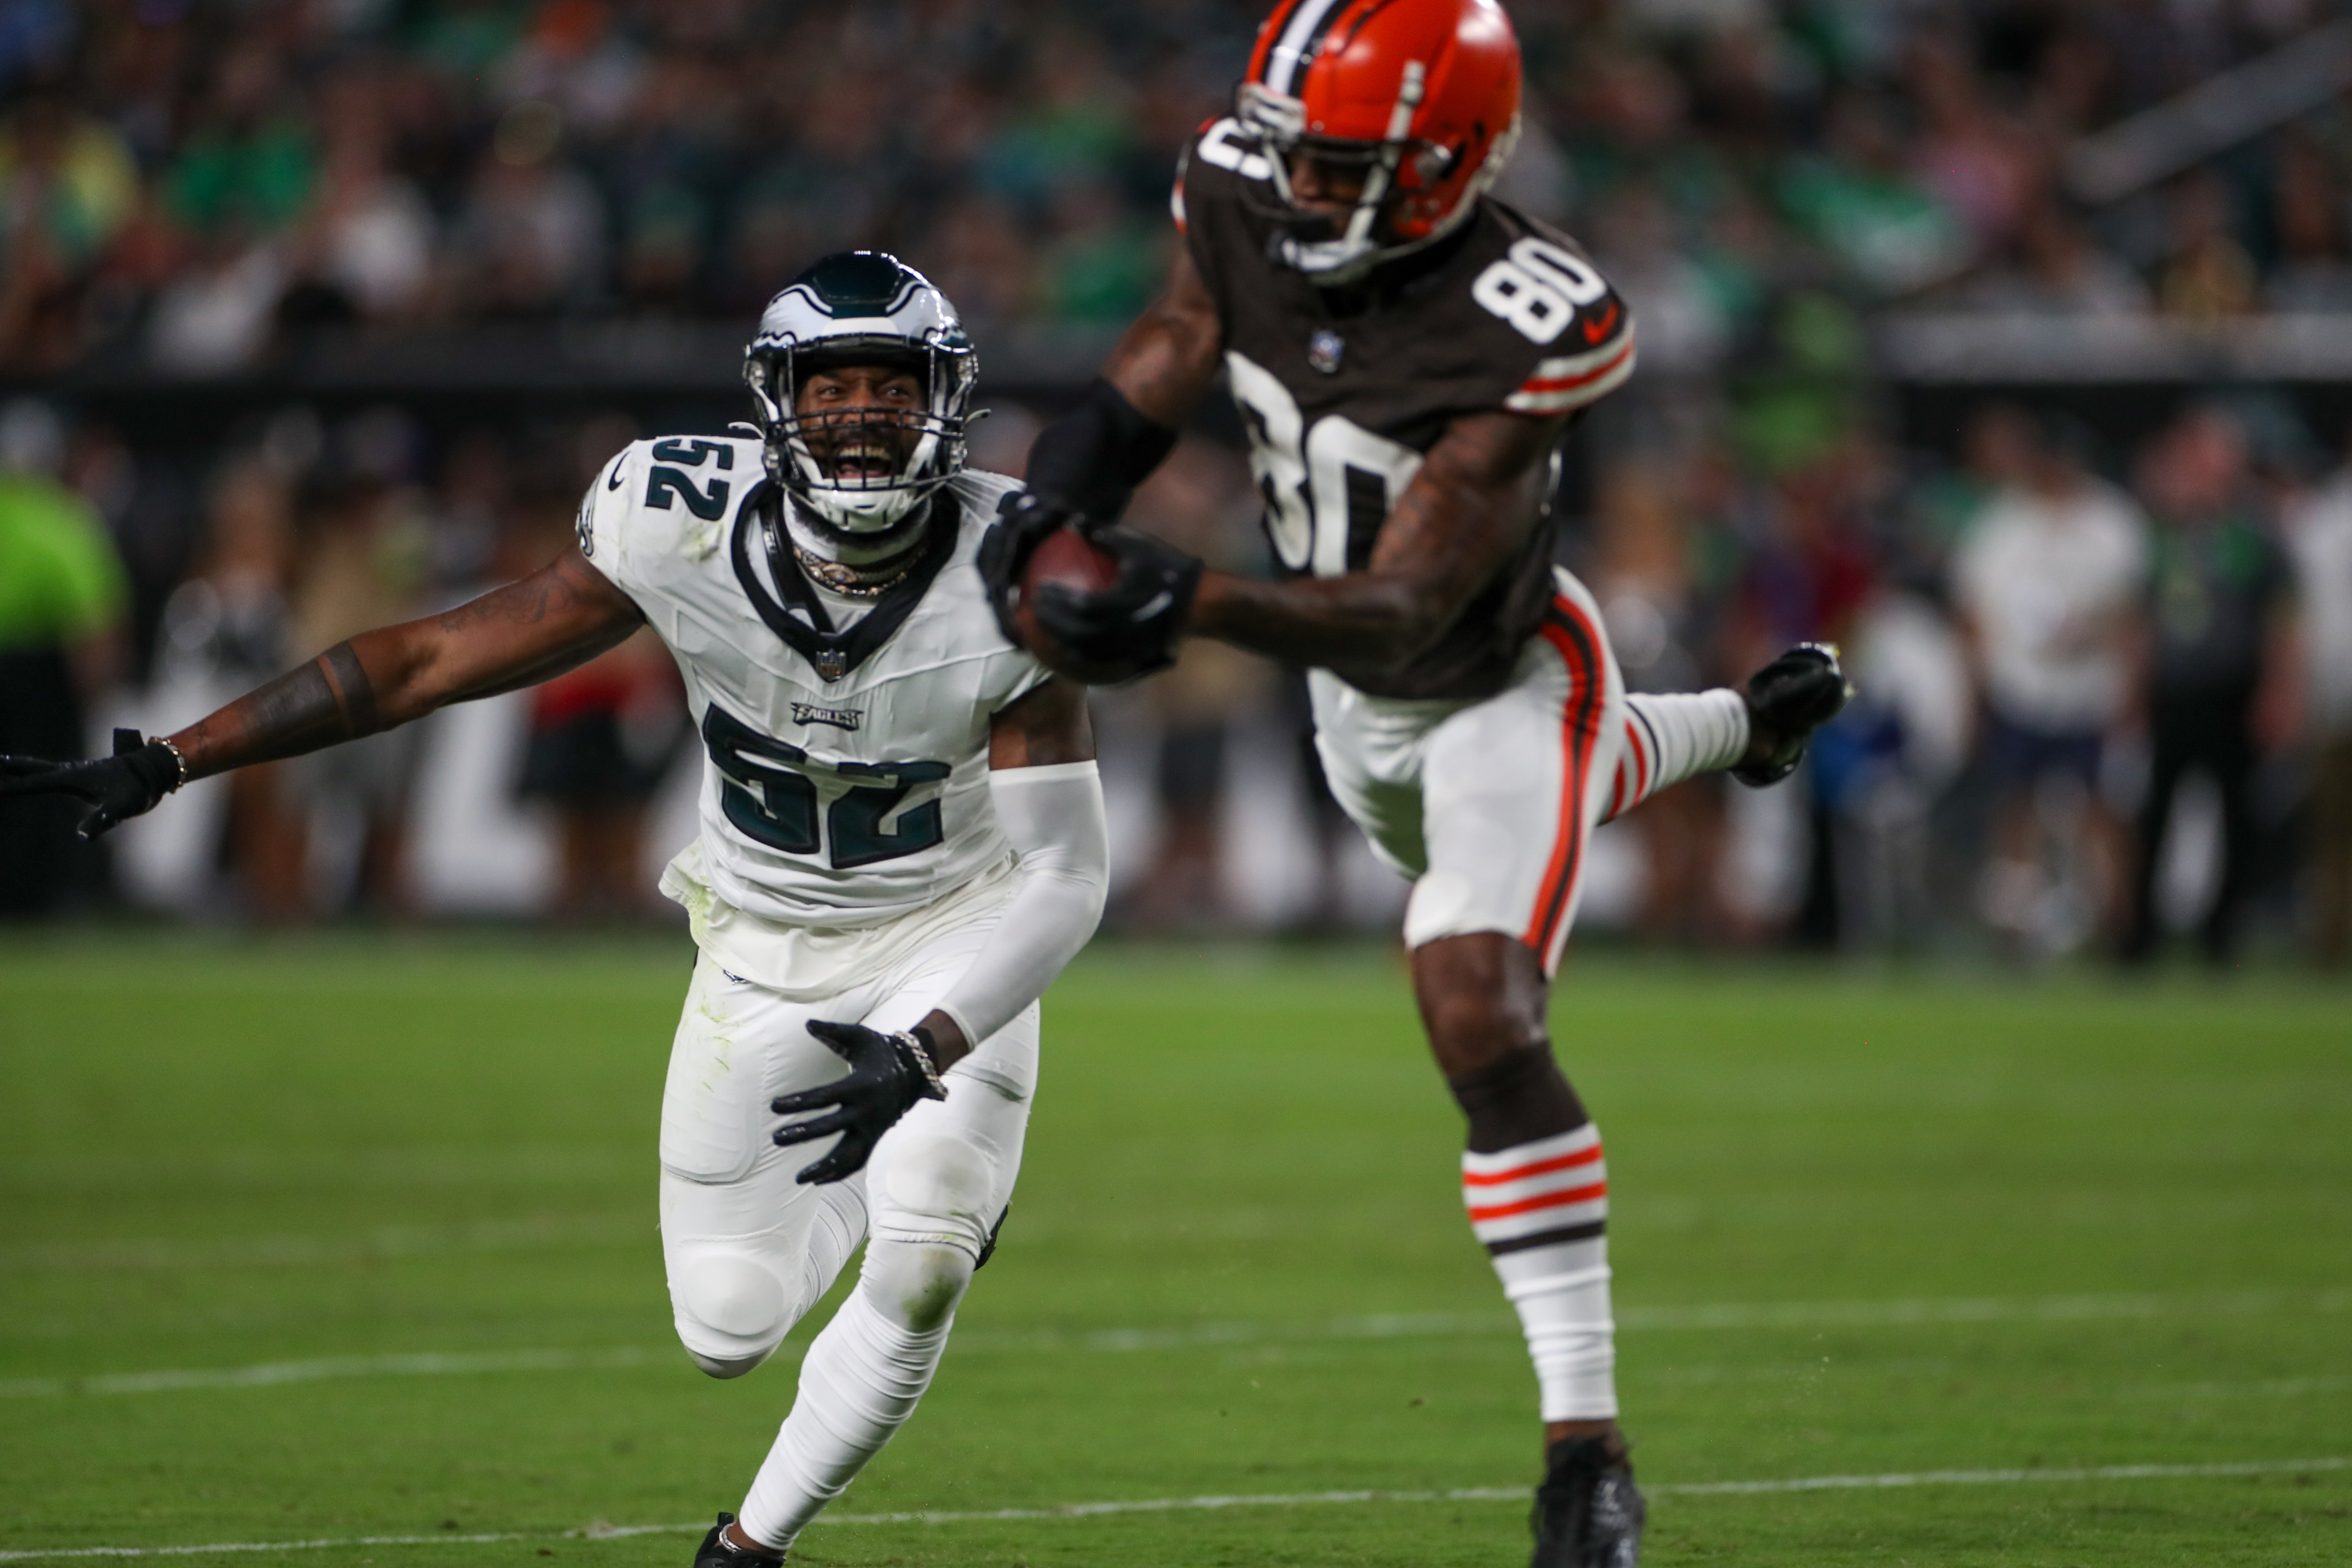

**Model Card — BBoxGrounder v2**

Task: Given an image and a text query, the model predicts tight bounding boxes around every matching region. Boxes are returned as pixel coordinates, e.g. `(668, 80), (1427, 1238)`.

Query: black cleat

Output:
(691, 1513), (783, 1566)
(1531, 1435), (1645, 1568)
(1733, 642), (1853, 787)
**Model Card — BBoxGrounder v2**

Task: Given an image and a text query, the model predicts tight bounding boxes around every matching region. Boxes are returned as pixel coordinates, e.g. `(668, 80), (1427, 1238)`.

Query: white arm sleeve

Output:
(930, 760), (1109, 1051)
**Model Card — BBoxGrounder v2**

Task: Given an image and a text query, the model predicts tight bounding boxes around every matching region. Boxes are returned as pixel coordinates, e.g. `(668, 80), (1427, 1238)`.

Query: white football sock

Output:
(1464, 1125), (1618, 1421)
(735, 1240), (970, 1550)
(1605, 689), (1749, 822)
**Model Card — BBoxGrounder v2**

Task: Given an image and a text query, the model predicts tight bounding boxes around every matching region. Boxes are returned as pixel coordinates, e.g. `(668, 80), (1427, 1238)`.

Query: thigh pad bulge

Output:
(876, 1124), (996, 1229)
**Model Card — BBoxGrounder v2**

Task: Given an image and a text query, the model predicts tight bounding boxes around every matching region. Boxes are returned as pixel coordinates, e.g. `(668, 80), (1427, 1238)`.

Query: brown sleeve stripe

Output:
(1506, 334), (1638, 415)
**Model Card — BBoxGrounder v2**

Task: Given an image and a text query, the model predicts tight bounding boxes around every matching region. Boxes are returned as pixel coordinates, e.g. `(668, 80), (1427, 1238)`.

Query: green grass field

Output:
(1, 934), (2346, 1566)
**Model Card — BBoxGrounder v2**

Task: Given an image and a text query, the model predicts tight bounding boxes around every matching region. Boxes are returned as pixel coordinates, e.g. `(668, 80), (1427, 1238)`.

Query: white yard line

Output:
(0, 1216), (646, 1273)
(1619, 1287), (2352, 1330)
(1654, 1457), (2352, 1495)
(6, 1288), (2346, 1400)
(0, 1347), (662, 1399)
(957, 1286), (2352, 1352)
(2125, 1372), (2352, 1399)
(0, 1458), (2342, 1562)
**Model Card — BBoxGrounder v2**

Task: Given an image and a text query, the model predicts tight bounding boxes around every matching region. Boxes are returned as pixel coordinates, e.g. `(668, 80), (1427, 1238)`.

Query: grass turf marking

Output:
(0, 1348), (665, 1399)
(0, 1215), (645, 1274)
(968, 1286), (2352, 1351)
(10, 1287), (2346, 1400)
(2124, 1373), (2352, 1399)
(1, 1459), (2342, 1562)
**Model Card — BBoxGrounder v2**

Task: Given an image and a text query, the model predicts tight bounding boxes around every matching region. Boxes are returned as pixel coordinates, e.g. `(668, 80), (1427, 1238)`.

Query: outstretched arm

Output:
(1188, 407), (1568, 672)
(172, 546), (643, 781)
(0, 547), (644, 836)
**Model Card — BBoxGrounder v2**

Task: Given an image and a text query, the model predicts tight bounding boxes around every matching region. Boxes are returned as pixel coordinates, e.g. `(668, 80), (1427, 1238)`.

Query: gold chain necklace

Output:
(790, 541), (914, 599)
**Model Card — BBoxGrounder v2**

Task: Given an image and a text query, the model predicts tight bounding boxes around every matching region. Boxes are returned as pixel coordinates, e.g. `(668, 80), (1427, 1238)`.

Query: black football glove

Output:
(978, 490), (1081, 646)
(1029, 525), (1201, 679)
(771, 1020), (948, 1185)
(0, 728), (182, 840)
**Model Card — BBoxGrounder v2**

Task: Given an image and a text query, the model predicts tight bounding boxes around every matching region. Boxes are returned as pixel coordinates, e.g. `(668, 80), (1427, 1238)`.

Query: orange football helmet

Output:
(1237, 0), (1522, 280)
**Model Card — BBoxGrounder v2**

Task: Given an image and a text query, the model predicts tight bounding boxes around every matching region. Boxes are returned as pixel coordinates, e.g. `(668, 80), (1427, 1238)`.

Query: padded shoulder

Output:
(577, 435), (764, 593)
(946, 466), (1023, 536)
(1479, 209), (1639, 417)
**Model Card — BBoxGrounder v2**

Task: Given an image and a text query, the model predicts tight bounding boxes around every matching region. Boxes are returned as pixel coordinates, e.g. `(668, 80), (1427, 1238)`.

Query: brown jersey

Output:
(1175, 116), (1637, 699)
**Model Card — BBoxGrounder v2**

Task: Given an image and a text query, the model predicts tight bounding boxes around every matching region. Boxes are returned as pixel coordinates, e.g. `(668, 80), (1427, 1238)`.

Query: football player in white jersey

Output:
(0, 252), (1109, 1565)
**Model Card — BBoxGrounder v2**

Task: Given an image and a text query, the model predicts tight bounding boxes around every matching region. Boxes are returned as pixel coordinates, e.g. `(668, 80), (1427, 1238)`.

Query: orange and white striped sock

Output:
(1604, 689), (1748, 823)
(1462, 1123), (1618, 1421)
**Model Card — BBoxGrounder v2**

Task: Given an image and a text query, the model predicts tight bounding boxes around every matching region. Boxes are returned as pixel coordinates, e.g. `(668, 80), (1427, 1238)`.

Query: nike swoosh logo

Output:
(1130, 591), (1173, 622)
(1581, 301), (1620, 344)
(605, 461), (628, 491)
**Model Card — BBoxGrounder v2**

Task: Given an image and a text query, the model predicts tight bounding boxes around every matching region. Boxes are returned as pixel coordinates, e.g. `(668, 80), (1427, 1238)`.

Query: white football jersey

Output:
(576, 434), (1052, 929)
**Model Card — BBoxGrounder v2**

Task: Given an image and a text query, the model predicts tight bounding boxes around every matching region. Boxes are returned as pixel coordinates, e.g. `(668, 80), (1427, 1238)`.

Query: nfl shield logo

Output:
(1308, 330), (1344, 374)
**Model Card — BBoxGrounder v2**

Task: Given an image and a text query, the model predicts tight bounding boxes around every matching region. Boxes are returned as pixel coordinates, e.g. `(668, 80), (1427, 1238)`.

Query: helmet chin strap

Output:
(782, 491), (931, 571)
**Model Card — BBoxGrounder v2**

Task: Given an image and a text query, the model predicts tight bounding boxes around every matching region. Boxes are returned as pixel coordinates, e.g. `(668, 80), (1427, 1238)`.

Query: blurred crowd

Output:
(1566, 389), (2345, 968)
(5, 0), (2352, 966)
(10, 0), (2352, 375)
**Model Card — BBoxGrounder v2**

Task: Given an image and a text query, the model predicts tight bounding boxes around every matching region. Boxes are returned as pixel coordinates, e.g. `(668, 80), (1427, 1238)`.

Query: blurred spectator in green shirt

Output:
(0, 398), (129, 915)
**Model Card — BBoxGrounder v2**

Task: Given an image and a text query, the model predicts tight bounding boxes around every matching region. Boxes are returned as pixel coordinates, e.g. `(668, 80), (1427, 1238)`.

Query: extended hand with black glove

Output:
(1028, 525), (1201, 678)
(771, 1020), (949, 1185)
(977, 490), (1075, 646)
(0, 728), (184, 840)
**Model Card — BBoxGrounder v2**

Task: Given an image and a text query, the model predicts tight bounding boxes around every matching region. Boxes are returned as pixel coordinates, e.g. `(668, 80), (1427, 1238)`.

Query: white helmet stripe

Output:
(1267, 0), (1348, 95)
(1384, 59), (1427, 138)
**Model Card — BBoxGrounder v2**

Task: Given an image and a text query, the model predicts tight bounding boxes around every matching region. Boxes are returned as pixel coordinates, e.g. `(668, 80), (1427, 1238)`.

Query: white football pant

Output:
(657, 915), (1034, 1546)
(1310, 567), (1629, 976)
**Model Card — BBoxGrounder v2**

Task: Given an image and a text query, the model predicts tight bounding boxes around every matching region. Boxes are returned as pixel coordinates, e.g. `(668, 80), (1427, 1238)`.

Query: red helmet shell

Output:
(1246, 0), (1522, 244)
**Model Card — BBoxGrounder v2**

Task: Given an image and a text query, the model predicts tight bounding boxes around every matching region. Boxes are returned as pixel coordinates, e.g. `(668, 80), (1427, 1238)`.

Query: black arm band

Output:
(1023, 377), (1179, 524)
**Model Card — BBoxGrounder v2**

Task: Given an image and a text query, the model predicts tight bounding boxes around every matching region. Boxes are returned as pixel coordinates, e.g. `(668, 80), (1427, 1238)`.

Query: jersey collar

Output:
(730, 481), (959, 684)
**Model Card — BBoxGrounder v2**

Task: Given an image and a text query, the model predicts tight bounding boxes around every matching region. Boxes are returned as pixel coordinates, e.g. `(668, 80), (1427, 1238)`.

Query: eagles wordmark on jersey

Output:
(579, 437), (1051, 931)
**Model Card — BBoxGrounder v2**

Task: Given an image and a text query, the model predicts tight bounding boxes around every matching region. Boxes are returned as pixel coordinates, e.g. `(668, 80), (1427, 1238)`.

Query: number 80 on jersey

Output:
(1471, 238), (1611, 346)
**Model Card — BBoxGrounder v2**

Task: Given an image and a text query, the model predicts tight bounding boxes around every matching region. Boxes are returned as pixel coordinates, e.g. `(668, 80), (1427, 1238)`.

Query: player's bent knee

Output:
(688, 1347), (771, 1380)
(1412, 935), (1550, 1072)
(865, 1127), (1000, 1331)
(673, 1253), (791, 1366)
(1422, 983), (1546, 1069)
(863, 1238), (975, 1334)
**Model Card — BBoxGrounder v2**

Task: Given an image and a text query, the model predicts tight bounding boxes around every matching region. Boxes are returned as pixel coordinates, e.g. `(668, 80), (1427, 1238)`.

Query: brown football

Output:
(1011, 526), (1140, 683)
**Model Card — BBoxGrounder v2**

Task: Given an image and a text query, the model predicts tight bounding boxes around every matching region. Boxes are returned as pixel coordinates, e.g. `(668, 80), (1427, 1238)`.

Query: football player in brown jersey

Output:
(980, 3), (1849, 1564)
